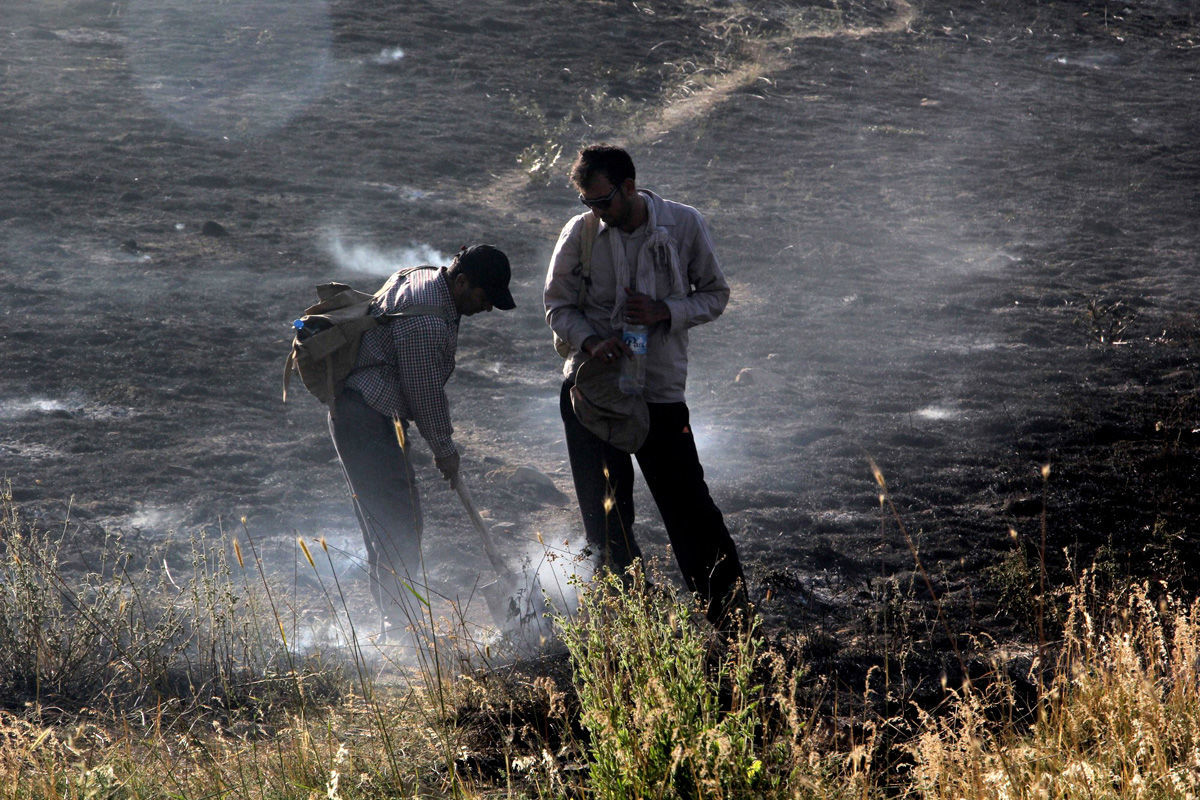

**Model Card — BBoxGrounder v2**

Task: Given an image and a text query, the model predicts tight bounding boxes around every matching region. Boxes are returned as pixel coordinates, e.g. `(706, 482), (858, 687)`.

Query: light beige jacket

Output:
(544, 190), (729, 403)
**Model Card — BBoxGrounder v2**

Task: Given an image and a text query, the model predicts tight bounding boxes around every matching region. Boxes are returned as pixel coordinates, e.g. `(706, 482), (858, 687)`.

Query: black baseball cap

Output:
(455, 244), (516, 310)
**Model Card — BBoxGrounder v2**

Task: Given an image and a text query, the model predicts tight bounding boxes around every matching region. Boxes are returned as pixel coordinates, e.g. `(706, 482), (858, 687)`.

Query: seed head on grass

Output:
(298, 537), (316, 570)
(869, 457), (887, 491)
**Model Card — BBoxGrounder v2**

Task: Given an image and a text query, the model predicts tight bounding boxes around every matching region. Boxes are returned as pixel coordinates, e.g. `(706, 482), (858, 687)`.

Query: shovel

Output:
(454, 478), (550, 637)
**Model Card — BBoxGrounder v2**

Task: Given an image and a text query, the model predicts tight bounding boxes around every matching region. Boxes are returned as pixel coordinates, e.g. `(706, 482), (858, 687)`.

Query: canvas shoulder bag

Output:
(282, 266), (452, 407)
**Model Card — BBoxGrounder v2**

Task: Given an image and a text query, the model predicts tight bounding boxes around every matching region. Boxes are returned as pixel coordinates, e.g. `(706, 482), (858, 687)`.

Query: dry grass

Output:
(909, 573), (1200, 800)
(3, 477), (1200, 799)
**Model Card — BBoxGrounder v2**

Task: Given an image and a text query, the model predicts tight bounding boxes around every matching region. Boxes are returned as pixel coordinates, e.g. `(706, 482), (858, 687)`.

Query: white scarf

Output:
(608, 192), (688, 329)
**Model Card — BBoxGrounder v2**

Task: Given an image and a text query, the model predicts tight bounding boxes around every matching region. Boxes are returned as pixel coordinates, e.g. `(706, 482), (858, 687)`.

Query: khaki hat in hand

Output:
(569, 356), (650, 454)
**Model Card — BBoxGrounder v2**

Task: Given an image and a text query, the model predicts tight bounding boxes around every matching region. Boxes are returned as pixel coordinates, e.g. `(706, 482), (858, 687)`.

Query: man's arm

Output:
(394, 316), (456, 462)
(661, 211), (730, 331)
(544, 216), (602, 354)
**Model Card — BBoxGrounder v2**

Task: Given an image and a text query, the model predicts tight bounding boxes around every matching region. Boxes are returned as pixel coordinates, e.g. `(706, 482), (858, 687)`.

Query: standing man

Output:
(544, 144), (748, 630)
(332, 244), (516, 641)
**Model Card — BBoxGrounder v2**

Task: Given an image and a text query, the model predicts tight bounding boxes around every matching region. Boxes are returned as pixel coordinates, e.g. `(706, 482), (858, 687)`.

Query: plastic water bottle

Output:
(293, 318), (330, 342)
(619, 323), (648, 395)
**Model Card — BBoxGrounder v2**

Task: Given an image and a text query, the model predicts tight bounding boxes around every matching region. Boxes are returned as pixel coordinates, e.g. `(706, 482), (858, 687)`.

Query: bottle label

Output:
(623, 328), (648, 356)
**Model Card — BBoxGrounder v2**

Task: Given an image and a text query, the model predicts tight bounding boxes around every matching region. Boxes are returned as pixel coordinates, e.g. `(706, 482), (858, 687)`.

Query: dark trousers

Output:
(560, 380), (747, 626)
(328, 389), (424, 631)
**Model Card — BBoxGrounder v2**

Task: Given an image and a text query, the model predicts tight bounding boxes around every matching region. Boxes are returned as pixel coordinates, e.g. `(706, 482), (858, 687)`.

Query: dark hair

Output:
(447, 247), (469, 280)
(569, 144), (635, 191)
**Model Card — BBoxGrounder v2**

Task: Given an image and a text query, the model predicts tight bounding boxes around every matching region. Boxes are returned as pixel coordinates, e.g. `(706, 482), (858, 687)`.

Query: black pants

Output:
(328, 389), (424, 631)
(560, 380), (746, 626)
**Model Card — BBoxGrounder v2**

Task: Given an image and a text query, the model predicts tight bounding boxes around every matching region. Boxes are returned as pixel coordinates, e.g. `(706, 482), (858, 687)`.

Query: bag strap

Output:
(377, 303), (455, 323)
(282, 347), (297, 403)
(575, 214), (599, 310)
(371, 264), (439, 305)
(372, 265), (456, 323)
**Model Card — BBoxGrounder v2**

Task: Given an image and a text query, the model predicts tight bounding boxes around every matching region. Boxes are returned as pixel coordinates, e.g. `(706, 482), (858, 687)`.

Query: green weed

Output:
(556, 562), (852, 799)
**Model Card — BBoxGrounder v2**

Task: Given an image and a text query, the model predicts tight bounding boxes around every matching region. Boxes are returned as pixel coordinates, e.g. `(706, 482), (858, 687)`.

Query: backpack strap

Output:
(377, 303), (455, 324)
(372, 265), (457, 324)
(552, 215), (601, 358)
(348, 269), (457, 380)
(282, 347), (297, 403)
(576, 214), (599, 309)
(371, 265), (440, 306)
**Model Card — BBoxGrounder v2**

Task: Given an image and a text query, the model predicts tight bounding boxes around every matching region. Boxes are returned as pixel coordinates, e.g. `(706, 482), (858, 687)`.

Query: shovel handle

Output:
(455, 479), (512, 578)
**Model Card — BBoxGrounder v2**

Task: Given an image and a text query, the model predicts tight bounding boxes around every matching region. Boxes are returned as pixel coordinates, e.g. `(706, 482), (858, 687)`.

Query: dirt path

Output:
(466, 0), (918, 213)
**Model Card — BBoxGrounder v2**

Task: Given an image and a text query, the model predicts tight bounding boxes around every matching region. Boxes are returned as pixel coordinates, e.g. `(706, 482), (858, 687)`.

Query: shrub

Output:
(557, 562), (851, 799)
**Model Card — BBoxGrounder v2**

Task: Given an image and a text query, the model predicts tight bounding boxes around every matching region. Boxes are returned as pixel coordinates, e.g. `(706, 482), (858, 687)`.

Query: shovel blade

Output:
(455, 478), (555, 650)
(479, 571), (553, 644)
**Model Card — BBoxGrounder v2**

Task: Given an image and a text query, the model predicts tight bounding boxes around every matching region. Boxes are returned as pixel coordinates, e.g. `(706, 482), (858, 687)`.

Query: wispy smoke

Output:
(323, 235), (448, 277)
(0, 397), (72, 420)
(371, 47), (405, 65)
(524, 532), (589, 618)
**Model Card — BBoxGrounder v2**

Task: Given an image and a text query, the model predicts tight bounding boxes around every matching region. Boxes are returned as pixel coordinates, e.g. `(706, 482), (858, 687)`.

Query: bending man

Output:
(332, 244), (515, 641)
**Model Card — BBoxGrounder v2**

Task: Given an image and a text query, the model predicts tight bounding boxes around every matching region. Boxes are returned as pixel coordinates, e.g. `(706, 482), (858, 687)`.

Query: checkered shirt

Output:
(344, 266), (460, 460)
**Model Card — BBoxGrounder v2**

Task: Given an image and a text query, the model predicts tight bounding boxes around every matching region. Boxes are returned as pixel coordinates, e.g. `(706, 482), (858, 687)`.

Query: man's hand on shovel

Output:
(435, 451), (461, 488)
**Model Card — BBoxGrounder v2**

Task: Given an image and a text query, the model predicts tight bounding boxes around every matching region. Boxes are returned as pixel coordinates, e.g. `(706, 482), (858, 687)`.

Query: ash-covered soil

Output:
(2, 0), (1199, 673)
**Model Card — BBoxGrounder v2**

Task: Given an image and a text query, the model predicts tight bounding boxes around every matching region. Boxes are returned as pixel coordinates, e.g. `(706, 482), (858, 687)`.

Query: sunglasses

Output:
(579, 184), (621, 210)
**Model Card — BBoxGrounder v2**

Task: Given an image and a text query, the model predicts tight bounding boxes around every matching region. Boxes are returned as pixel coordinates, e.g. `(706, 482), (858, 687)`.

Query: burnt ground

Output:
(2, 0), (1200, 697)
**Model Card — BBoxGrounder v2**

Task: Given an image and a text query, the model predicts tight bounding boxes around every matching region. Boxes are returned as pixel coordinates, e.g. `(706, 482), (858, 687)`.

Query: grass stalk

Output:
(868, 458), (968, 682)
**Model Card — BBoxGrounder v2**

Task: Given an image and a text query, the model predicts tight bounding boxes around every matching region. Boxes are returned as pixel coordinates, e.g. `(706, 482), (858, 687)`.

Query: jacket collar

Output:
(596, 189), (676, 235)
